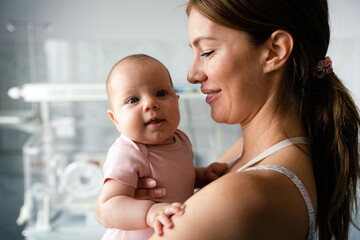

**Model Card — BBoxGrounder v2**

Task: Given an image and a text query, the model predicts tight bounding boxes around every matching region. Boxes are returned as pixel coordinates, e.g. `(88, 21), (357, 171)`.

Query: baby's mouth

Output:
(145, 118), (164, 126)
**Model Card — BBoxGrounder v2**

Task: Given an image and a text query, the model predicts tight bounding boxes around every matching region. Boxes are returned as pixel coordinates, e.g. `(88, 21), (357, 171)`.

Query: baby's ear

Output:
(263, 30), (294, 74)
(107, 109), (116, 122)
(107, 110), (121, 132)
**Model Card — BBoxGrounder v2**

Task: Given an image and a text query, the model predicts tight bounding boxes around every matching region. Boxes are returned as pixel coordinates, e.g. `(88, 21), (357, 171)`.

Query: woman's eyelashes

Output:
(200, 50), (214, 58)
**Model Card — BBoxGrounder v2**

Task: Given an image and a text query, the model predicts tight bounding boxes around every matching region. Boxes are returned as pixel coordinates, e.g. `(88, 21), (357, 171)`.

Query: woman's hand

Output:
(146, 202), (185, 236)
(135, 177), (166, 200)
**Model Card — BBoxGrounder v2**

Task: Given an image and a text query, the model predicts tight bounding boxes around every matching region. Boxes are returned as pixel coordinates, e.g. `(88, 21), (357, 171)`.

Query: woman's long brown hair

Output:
(186, 0), (360, 239)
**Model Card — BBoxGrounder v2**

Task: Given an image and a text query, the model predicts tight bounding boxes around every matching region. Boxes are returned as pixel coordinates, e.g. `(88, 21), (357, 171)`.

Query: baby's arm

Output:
(194, 162), (228, 188)
(98, 179), (184, 234)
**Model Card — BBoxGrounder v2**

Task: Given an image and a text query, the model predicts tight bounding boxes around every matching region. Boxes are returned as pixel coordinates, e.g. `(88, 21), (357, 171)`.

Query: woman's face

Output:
(187, 9), (273, 125)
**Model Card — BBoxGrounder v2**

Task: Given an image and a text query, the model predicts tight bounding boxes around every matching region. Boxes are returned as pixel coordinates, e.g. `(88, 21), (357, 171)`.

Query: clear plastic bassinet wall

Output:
(8, 84), (117, 239)
(20, 126), (110, 239)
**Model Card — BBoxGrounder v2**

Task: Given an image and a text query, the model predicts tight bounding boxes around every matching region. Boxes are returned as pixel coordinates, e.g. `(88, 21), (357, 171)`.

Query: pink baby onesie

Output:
(102, 129), (195, 240)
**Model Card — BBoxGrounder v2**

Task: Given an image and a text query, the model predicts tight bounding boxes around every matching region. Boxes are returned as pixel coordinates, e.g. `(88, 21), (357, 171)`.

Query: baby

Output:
(98, 54), (227, 240)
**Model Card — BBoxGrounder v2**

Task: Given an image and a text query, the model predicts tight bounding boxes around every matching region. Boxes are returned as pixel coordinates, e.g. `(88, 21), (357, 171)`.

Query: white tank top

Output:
(227, 137), (315, 240)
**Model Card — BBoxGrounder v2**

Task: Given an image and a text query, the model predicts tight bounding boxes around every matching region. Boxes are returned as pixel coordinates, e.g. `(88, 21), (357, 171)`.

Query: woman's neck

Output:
(240, 109), (305, 162)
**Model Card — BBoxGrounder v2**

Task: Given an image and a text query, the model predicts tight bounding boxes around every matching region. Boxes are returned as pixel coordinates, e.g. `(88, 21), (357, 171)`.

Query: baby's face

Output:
(108, 60), (180, 145)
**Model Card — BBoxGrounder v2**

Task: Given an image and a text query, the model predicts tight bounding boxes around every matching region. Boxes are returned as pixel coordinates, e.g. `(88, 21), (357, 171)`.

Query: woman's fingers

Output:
(137, 177), (157, 188)
(135, 178), (166, 200)
(135, 187), (166, 200)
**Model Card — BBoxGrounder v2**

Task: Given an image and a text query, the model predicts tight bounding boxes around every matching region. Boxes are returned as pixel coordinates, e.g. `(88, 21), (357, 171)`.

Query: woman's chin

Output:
(211, 111), (227, 123)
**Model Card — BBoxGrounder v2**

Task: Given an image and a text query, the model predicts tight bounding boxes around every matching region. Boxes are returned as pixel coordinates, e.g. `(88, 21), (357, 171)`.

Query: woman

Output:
(97, 0), (360, 239)
(151, 0), (359, 239)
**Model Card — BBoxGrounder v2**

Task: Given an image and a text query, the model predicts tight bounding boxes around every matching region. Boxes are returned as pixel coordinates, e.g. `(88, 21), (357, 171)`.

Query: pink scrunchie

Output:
(313, 56), (333, 78)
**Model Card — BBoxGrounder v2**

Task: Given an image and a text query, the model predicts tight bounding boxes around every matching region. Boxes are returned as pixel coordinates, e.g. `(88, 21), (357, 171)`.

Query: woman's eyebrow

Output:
(189, 36), (216, 48)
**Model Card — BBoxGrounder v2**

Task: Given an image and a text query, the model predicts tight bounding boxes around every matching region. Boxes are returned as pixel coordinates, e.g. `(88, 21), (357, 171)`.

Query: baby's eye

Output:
(127, 97), (139, 104)
(156, 90), (167, 97)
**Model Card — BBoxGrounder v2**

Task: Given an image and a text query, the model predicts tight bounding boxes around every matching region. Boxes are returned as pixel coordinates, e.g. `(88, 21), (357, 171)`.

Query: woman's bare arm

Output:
(149, 169), (309, 240)
(149, 172), (263, 240)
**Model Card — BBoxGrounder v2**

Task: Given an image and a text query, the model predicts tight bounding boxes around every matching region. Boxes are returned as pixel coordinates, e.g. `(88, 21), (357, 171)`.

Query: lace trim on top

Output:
(245, 165), (315, 240)
(227, 137), (314, 239)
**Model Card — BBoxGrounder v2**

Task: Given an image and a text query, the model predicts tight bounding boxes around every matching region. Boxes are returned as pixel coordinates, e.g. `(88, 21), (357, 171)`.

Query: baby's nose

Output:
(143, 98), (159, 112)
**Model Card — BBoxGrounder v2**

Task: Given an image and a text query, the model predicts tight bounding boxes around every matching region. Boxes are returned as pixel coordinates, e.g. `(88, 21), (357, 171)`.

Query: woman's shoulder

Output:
(210, 170), (309, 239)
(205, 170), (297, 218)
(150, 170), (308, 240)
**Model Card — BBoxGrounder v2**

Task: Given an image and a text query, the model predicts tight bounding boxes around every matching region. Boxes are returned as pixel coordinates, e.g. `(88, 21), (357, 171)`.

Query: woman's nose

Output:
(187, 59), (207, 84)
(143, 98), (159, 112)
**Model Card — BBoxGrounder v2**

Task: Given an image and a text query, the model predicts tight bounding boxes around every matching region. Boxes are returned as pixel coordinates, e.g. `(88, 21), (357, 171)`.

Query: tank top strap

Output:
(236, 137), (309, 172)
(226, 154), (242, 168)
(244, 165), (316, 240)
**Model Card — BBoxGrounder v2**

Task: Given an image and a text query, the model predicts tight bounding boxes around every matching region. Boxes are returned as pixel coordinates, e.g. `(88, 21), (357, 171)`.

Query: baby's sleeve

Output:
(103, 138), (149, 189)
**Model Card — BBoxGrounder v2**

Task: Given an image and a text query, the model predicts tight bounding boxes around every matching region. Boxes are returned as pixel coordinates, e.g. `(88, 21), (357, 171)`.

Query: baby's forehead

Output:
(121, 56), (161, 68)
(114, 60), (162, 78)
(114, 58), (172, 84)
(112, 58), (161, 77)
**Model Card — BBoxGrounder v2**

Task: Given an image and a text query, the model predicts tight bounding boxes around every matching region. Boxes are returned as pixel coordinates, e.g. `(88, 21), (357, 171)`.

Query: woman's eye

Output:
(200, 50), (214, 58)
(156, 90), (167, 97)
(127, 97), (139, 104)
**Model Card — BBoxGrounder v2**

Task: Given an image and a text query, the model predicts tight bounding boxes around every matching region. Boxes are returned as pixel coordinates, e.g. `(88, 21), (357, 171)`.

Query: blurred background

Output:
(0, 0), (359, 239)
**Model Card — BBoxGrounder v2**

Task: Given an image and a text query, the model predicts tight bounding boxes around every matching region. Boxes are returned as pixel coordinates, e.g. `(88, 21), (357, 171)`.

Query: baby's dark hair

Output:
(106, 54), (173, 109)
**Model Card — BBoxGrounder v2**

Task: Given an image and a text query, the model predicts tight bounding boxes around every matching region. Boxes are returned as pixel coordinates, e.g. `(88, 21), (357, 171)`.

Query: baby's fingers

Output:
(159, 212), (174, 228)
(153, 203), (186, 235)
(154, 218), (165, 236)
(163, 202), (185, 216)
(154, 213), (174, 236)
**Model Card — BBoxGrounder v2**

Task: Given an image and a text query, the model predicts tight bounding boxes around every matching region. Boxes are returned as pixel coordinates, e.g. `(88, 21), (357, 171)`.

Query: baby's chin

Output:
(129, 132), (174, 146)
(143, 136), (174, 146)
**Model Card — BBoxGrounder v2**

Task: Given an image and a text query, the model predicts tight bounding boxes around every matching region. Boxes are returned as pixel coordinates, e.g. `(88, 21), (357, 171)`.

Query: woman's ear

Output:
(263, 30), (293, 74)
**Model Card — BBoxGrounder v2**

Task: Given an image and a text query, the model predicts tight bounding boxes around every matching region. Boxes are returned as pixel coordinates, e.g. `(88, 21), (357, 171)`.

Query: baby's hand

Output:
(195, 162), (228, 188)
(146, 202), (185, 236)
(204, 162), (228, 182)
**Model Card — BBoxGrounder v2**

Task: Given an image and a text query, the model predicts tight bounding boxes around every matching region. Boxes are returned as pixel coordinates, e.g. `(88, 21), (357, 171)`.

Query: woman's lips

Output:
(202, 90), (221, 104)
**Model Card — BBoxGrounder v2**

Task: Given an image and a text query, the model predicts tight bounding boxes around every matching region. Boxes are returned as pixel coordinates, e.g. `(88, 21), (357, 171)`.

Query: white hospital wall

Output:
(328, 0), (360, 106)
